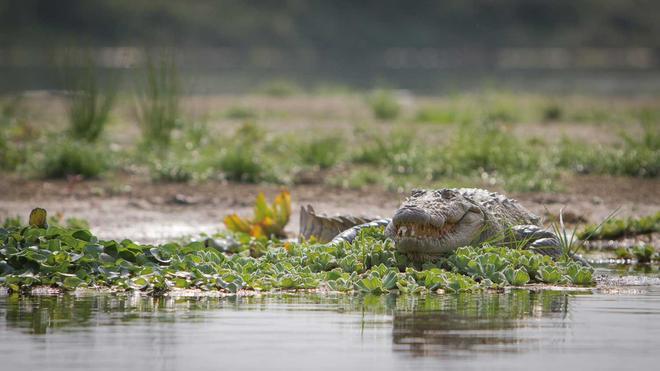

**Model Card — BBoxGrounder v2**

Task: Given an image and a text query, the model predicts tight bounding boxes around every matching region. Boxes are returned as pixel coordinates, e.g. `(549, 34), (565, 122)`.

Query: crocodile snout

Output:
(392, 206), (444, 228)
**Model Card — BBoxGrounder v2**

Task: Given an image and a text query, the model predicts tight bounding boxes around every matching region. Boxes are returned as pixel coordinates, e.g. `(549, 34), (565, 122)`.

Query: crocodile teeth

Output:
(395, 222), (456, 239)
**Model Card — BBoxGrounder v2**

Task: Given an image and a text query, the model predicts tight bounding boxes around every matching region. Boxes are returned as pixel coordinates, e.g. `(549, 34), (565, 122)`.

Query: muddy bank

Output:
(1, 174), (658, 243)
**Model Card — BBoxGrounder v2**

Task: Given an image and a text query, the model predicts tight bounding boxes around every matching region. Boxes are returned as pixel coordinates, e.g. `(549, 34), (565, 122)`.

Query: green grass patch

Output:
(135, 54), (181, 148)
(541, 103), (563, 122)
(0, 96), (33, 171)
(557, 124), (659, 178)
(225, 106), (258, 120)
(217, 123), (271, 183)
(63, 53), (116, 142)
(368, 90), (400, 121)
(295, 136), (344, 169)
(257, 79), (301, 97)
(349, 121), (556, 192)
(578, 212), (660, 240)
(414, 107), (469, 124)
(39, 139), (109, 179)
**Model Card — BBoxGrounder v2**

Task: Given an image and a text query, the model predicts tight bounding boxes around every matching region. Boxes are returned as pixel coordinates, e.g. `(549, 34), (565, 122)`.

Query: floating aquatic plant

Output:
(0, 208), (596, 295)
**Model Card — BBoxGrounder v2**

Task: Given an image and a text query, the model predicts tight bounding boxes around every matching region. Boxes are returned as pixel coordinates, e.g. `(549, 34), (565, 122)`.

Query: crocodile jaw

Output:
(385, 189), (485, 257)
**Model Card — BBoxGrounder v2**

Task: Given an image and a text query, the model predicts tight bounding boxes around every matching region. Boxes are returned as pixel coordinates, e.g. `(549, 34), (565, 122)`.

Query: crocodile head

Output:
(385, 189), (485, 259)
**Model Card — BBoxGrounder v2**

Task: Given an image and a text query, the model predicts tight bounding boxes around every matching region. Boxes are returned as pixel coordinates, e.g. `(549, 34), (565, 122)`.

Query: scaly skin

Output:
(301, 188), (580, 263)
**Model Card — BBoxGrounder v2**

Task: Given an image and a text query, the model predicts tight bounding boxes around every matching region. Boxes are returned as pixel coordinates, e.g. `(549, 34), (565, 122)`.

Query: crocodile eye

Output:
(438, 189), (457, 199)
(410, 189), (426, 197)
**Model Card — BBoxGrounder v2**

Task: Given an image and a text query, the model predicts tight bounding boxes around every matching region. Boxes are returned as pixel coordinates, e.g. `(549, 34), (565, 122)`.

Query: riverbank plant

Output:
(40, 139), (109, 179)
(0, 208), (595, 295)
(3, 91), (658, 192)
(368, 90), (400, 120)
(224, 191), (291, 238)
(578, 212), (659, 240)
(64, 53), (116, 142)
(135, 54), (181, 148)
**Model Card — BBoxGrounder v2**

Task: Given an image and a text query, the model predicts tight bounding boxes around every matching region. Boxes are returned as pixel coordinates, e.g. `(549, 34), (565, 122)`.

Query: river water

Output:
(1, 267), (659, 371)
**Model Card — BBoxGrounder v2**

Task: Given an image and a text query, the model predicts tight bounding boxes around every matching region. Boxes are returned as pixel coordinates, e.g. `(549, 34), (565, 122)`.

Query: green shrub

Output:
(64, 53), (116, 142)
(414, 107), (462, 124)
(560, 124), (660, 178)
(40, 140), (109, 179)
(542, 103), (563, 121)
(615, 247), (633, 260)
(334, 168), (382, 189)
(216, 122), (269, 182)
(434, 121), (554, 191)
(579, 212), (660, 240)
(149, 159), (193, 183)
(0, 134), (25, 171)
(2, 215), (22, 229)
(257, 79), (300, 97)
(0, 96), (31, 170)
(218, 146), (265, 182)
(352, 129), (415, 166)
(632, 245), (655, 263)
(225, 106), (257, 120)
(368, 90), (400, 121)
(296, 136), (344, 169)
(135, 54), (181, 148)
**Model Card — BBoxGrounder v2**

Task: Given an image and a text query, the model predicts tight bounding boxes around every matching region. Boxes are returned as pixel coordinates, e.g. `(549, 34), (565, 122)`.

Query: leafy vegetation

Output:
(556, 124), (659, 178)
(224, 191), (291, 238)
(0, 207), (596, 295)
(368, 90), (400, 121)
(295, 136), (344, 169)
(614, 245), (657, 263)
(63, 52), (116, 142)
(1, 91), (658, 192)
(225, 106), (258, 120)
(217, 123), (270, 182)
(257, 79), (300, 97)
(135, 54), (181, 148)
(578, 212), (659, 240)
(632, 245), (656, 263)
(40, 139), (109, 179)
(0, 96), (32, 171)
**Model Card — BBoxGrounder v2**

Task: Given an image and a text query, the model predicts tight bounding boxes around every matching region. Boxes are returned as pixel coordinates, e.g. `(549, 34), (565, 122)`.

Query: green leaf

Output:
(129, 277), (149, 290)
(72, 229), (93, 242)
(538, 266), (562, 284)
(62, 276), (83, 290)
(504, 267), (530, 286)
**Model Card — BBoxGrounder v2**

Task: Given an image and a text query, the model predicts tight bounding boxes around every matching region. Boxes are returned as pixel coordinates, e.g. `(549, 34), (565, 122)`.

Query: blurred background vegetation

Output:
(0, 0), (658, 194)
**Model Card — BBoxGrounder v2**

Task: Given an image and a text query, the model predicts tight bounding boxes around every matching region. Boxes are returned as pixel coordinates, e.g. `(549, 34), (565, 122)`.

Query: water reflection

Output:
(392, 290), (571, 357)
(1, 289), (659, 370)
(1, 290), (573, 337)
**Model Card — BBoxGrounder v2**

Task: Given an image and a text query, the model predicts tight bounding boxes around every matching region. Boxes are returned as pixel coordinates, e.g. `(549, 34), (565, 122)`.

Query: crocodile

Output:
(300, 188), (586, 263)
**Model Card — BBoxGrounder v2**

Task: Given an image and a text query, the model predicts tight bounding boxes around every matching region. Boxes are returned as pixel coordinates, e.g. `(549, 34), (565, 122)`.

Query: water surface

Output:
(1, 271), (659, 371)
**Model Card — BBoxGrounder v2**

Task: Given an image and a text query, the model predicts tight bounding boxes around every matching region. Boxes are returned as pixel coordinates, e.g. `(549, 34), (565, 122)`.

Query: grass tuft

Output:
(295, 136), (344, 169)
(368, 90), (400, 121)
(225, 106), (258, 120)
(257, 79), (300, 97)
(542, 103), (563, 121)
(40, 139), (109, 179)
(64, 52), (116, 142)
(135, 53), (181, 148)
(578, 212), (659, 240)
(217, 123), (269, 183)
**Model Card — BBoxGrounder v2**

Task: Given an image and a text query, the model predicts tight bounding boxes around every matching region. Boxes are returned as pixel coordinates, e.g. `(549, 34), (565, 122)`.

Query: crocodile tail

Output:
(299, 205), (376, 243)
